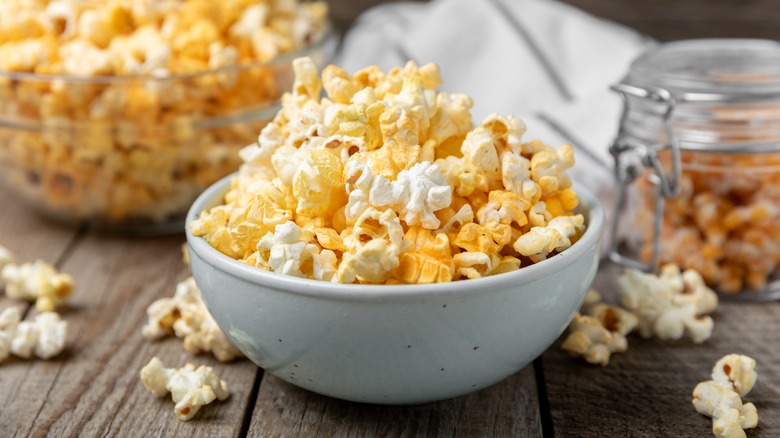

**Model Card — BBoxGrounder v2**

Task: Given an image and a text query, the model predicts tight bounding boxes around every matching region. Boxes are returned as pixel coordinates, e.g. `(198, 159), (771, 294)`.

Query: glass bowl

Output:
(0, 27), (336, 234)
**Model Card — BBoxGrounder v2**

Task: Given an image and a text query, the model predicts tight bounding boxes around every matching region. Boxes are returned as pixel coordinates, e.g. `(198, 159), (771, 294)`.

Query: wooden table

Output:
(1, 188), (778, 437)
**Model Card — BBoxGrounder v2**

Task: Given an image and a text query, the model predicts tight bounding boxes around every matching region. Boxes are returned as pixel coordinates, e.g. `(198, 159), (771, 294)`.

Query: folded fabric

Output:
(336, 0), (656, 251)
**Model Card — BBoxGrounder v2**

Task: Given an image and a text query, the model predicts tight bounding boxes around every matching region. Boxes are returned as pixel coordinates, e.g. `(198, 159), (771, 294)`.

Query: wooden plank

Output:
(0, 232), (260, 437)
(247, 365), (542, 437)
(0, 189), (80, 269)
(542, 260), (780, 437)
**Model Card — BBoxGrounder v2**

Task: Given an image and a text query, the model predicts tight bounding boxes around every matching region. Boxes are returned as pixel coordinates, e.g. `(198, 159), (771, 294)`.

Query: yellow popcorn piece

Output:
(293, 149), (345, 217)
(1, 260), (74, 312)
(513, 215), (584, 262)
(531, 143), (575, 196)
(477, 190), (530, 227)
(453, 252), (499, 279)
(452, 222), (512, 255)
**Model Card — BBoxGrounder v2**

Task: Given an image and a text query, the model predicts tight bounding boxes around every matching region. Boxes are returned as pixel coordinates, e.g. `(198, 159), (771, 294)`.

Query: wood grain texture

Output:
(561, 0), (780, 41)
(248, 366), (543, 437)
(542, 260), (780, 437)
(0, 232), (260, 438)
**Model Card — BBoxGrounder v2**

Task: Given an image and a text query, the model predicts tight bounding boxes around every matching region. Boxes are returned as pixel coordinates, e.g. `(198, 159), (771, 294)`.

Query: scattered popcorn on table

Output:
(1, 260), (74, 312)
(0, 307), (68, 362)
(618, 264), (718, 343)
(192, 58), (585, 284)
(693, 354), (758, 438)
(0, 0), (329, 223)
(140, 357), (230, 421)
(560, 289), (638, 366)
(143, 277), (243, 362)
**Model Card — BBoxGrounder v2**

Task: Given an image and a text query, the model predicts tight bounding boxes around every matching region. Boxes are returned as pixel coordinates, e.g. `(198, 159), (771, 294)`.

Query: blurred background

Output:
(330, 0), (780, 40)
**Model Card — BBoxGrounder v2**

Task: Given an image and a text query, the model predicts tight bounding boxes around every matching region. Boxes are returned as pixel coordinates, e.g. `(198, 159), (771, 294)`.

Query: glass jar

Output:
(609, 39), (780, 300)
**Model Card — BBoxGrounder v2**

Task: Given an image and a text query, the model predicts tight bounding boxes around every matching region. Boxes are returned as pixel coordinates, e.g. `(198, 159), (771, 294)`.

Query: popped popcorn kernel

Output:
(0, 307), (67, 362)
(191, 59), (584, 284)
(142, 277), (243, 362)
(693, 354), (759, 438)
(1, 260), (74, 312)
(140, 357), (230, 421)
(561, 289), (637, 366)
(513, 215), (584, 262)
(618, 264), (718, 343)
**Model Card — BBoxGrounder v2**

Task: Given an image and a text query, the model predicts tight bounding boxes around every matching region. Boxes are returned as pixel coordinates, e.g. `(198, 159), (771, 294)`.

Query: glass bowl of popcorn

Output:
(184, 59), (605, 404)
(0, 0), (334, 232)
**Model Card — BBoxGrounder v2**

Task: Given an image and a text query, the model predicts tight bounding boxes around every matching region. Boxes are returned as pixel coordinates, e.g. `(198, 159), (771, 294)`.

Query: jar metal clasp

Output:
(608, 82), (683, 273)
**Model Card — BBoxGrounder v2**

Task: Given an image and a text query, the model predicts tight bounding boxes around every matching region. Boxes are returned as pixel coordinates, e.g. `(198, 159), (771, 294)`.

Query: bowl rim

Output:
(0, 22), (336, 84)
(186, 173), (605, 301)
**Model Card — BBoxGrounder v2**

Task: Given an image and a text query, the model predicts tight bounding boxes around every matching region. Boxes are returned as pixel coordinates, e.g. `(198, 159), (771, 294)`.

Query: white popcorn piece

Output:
(388, 162), (452, 229)
(0, 307), (23, 362)
(143, 277), (243, 362)
(513, 215), (584, 262)
(618, 265), (717, 343)
(692, 355), (759, 438)
(344, 161), (451, 229)
(653, 303), (714, 344)
(140, 357), (230, 421)
(711, 354), (757, 398)
(3, 310), (67, 361)
(501, 152), (542, 204)
(1, 260), (75, 312)
(258, 221), (310, 278)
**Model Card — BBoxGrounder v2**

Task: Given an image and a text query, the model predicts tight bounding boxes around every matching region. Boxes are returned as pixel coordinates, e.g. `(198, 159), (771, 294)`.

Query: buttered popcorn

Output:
(0, 0), (329, 223)
(143, 277), (243, 362)
(191, 58), (585, 284)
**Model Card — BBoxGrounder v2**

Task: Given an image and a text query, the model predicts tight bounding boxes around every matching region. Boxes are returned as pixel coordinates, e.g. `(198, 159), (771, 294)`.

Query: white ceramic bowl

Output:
(186, 175), (604, 405)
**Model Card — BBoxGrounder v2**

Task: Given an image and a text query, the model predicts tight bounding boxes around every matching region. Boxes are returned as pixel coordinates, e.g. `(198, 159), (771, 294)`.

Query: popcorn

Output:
(693, 355), (759, 438)
(560, 313), (627, 366)
(140, 357), (230, 421)
(513, 215), (584, 262)
(561, 289), (638, 366)
(636, 151), (780, 294)
(0, 307), (68, 361)
(143, 277), (243, 362)
(711, 354), (757, 398)
(1, 260), (74, 312)
(192, 59), (583, 284)
(0, 0), (329, 224)
(618, 265), (718, 343)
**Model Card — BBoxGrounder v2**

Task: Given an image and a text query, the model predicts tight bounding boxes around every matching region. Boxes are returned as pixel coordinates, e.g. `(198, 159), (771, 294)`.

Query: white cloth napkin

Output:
(335, 0), (656, 250)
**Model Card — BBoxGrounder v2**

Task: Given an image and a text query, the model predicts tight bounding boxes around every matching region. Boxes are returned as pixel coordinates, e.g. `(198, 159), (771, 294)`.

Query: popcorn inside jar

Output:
(0, 0), (331, 227)
(610, 39), (780, 298)
(191, 57), (586, 284)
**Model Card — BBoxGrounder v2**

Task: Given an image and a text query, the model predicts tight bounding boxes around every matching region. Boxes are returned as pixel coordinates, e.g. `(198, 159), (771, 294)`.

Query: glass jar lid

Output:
(627, 39), (780, 98)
